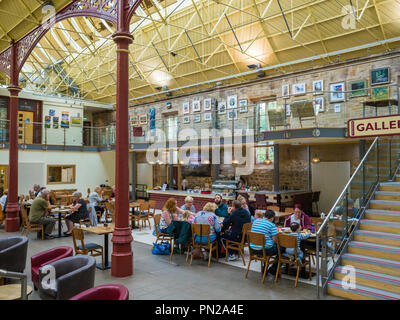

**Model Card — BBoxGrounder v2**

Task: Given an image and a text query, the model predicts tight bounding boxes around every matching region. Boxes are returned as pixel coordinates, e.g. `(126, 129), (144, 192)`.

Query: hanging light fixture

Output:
(312, 154), (321, 163)
(265, 158), (273, 165)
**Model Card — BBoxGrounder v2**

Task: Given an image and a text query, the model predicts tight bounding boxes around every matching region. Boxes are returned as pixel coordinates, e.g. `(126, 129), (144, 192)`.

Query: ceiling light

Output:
(247, 63), (261, 70)
(257, 71), (266, 78)
(265, 158), (272, 165)
(312, 155), (320, 164)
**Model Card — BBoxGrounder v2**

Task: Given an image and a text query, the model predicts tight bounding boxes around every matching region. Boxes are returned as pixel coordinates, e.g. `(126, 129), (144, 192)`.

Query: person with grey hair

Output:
(64, 191), (89, 236)
(29, 189), (55, 239)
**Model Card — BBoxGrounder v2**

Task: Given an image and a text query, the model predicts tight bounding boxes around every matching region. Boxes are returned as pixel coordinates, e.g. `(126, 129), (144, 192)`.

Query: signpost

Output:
(348, 114), (400, 138)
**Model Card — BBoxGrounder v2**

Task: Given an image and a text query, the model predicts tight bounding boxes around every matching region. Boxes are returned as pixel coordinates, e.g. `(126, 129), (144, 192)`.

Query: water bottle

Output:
(311, 224), (315, 233)
(320, 212), (325, 219)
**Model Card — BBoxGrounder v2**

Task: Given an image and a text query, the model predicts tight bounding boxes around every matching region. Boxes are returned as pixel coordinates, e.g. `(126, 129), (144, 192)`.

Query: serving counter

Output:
(147, 190), (235, 210)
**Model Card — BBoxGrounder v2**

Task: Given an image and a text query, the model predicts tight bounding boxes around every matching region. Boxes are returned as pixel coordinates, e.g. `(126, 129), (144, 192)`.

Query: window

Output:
(256, 146), (274, 164)
(47, 165), (76, 184)
(166, 116), (178, 141)
(259, 102), (267, 131)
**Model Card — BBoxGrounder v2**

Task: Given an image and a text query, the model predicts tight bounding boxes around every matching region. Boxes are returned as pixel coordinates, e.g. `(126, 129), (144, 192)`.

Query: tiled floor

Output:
(0, 218), (340, 300)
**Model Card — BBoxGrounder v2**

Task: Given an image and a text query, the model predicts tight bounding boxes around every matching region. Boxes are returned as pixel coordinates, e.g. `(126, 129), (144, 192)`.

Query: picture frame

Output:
(194, 114), (201, 123)
(329, 82), (345, 102)
(45, 116), (51, 129)
(183, 116), (190, 124)
(53, 116), (59, 129)
(348, 80), (368, 98)
(49, 109), (56, 116)
(192, 100), (201, 112)
(227, 95), (237, 109)
(204, 113), (212, 121)
(218, 101), (226, 114)
(313, 80), (324, 95)
(371, 86), (390, 101)
(139, 114), (148, 124)
(130, 115), (139, 125)
(282, 84), (290, 98)
(292, 83), (306, 95)
(371, 67), (390, 85)
(334, 104), (341, 113)
(204, 98), (212, 111)
(228, 109), (238, 120)
(313, 97), (324, 113)
(183, 102), (190, 114)
(239, 99), (248, 113)
(71, 117), (82, 127)
(285, 104), (291, 116)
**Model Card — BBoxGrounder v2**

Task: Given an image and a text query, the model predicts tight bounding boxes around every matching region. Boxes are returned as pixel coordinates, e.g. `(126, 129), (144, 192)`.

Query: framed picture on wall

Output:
(192, 100), (201, 112)
(371, 67), (390, 85)
(282, 84), (289, 98)
(334, 104), (341, 113)
(329, 82), (345, 102)
(49, 109), (56, 116)
(285, 104), (291, 116)
(239, 99), (248, 113)
(227, 95), (237, 109)
(228, 109), (238, 120)
(313, 80), (324, 95)
(53, 116), (59, 129)
(204, 113), (212, 121)
(194, 114), (201, 123)
(218, 101), (226, 114)
(45, 116), (51, 128)
(71, 117), (82, 127)
(292, 83), (306, 95)
(183, 102), (190, 114)
(348, 80), (368, 98)
(204, 98), (212, 111)
(313, 97), (324, 113)
(130, 115), (139, 125)
(371, 86), (390, 100)
(139, 114), (148, 124)
(183, 116), (190, 124)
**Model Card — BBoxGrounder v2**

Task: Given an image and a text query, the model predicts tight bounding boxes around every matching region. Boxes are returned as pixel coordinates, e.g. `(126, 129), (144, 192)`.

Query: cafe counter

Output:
(147, 190), (235, 210)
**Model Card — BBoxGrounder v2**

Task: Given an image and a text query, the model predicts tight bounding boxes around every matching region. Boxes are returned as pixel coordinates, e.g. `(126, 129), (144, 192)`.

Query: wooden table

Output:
(0, 284), (32, 300)
(83, 224), (115, 270)
(255, 210), (292, 223)
(50, 208), (72, 238)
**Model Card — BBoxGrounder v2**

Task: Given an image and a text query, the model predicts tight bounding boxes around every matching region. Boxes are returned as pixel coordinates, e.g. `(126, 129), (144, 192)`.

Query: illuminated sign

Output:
(348, 115), (400, 138)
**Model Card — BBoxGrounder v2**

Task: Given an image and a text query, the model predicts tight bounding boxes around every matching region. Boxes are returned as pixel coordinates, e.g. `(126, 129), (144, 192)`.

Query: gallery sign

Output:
(348, 114), (400, 138)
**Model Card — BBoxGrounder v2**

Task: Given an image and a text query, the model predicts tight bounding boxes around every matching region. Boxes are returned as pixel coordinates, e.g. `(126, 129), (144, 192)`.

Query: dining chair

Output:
(275, 233), (312, 287)
(105, 201), (115, 223)
(71, 228), (104, 270)
(285, 207), (294, 213)
(305, 221), (337, 264)
(245, 232), (278, 284)
(133, 203), (151, 230)
(20, 205), (44, 240)
(186, 224), (218, 268)
(148, 200), (156, 217)
(225, 222), (252, 266)
(267, 205), (280, 212)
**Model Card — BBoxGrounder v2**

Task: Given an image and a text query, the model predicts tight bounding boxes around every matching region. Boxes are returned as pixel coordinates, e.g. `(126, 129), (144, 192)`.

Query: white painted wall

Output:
(0, 150), (115, 195)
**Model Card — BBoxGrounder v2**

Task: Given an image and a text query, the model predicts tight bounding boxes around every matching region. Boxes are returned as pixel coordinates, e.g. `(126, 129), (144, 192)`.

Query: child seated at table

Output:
(283, 222), (310, 264)
(254, 211), (264, 220)
(182, 210), (195, 224)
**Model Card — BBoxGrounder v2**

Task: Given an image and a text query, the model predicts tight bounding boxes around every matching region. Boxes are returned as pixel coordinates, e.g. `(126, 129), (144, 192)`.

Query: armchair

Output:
(0, 236), (28, 273)
(70, 284), (129, 300)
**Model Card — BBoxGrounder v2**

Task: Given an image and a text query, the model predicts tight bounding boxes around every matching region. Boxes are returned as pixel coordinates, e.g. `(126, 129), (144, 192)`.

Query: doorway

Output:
(18, 111), (34, 144)
(83, 121), (92, 146)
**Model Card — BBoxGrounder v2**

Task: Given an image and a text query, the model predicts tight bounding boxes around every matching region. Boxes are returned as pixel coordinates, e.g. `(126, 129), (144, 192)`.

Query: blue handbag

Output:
(152, 242), (170, 255)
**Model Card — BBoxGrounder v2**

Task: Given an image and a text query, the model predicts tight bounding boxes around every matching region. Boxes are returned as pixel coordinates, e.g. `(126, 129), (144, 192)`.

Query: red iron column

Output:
(111, 0), (134, 277)
(5, 41), (21, 232)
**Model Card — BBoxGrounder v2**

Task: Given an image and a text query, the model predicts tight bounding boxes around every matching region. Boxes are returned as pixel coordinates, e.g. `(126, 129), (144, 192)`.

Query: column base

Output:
(5, 202), (20, 232)
(111, 227), (133, 277)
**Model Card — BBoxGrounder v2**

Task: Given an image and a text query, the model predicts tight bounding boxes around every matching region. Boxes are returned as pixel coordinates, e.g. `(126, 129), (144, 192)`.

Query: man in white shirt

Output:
(0, 189), (7, 210)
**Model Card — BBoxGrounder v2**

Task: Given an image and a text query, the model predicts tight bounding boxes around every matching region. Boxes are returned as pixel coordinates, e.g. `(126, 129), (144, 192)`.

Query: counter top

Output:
(147, 189), (235, 200)
(237, 190), (307, 194)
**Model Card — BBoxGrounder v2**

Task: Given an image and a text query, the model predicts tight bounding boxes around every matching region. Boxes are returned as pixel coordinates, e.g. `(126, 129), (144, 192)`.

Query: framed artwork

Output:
(282, 84), (289, 98)
(183, 116), (190, 124)
(49, 109), (56, 116)
(149, 107), (156, 130)
(71, 117), (82, 127)
(313, 80), (324, 95)
(371, 67), (390, 85)
(330, 82), (345, 102)
(61, 112), (69, 128)
(192, 100), (201, 112)
(45, 116), (51, 128)
(227, 95), (237, 109)
(204, 98), (212, 111)
(218, 101), (226, 114)
(285, 104), (291, 116)
(239, 99), (248, 113)
(292, 83), (306, 95)
(313, 97), (324, 113)
(334, 104), (341, 113)
(204, 113), (212, 121)
(53, 116), (59, 129)
(348, 80), (368, 98)
(371, 86), (390, 100)
(228, 109), (238, 120)
(183, 102), (190, 114)
(194, 114), (201, 123)
(130, 115), (139, 125)
(139, 114), (148, 124)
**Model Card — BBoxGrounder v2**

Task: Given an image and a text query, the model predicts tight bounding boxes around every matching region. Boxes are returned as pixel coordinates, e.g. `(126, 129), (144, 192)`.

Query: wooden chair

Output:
(20, 205), (44, 240)
(245, 231), (278, 283)
(275, 233), (312, 287)
(136, 199), (145, 204)
(285, 207), (294, 213)
(78, 219), (92, 228)
(186, 224), (218, 268)
(104, 201), (115, 223)
(148, 200), (156, 217)
(153, 214), (174, 260)
(71, 228), (104, 270)
(267, 205), (280, 212)
(225, 222), (252, 266)
(305, 221), (338, 264)
(132, 203), (151, 230)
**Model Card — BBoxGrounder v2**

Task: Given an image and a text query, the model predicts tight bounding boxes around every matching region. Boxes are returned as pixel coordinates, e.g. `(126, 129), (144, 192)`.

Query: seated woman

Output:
(238, 195), (255, 222)
(180, 196), (196, 214)
(284, 204), (312, 230)
(158, 198), (183, 233)
(193, 202), (221, 244)
(64, 192), (89, 236)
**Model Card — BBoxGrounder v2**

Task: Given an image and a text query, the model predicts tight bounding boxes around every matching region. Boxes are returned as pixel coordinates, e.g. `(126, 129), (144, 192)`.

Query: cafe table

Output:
(0, 284), (32, 300)
(83, 224), (115, 270)
(50, 207), (72, 238)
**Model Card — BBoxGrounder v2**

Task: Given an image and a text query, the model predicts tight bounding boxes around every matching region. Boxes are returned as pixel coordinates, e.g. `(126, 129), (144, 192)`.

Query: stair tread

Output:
(342, 253), (400, 269)
(328, 279), (400, 300)
(349, 241), (400, 253)
(375, 191), (400, 196)
(355, 229), (400, 241)
(365, 209), (400, 216)
(370, 199), (400, 205)
(380, 182), (400, 187)
(335, 266), (400, 285)
(360, 219), (400, 227)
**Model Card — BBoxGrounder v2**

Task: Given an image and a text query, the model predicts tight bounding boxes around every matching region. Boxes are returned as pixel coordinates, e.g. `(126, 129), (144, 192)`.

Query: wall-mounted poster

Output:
(313, 80), (323, 95)
(204, 113), (212, 121)
(61, 112), (69, 128)
(313, 97), (324, 113)
(334, 104), (341, 113)
(183, 102), (190, 114)
(227, 95), (237, 109)
(183, 116), (190, 124)
(371, 67), (390, 85)
(49, 109), (56, 116)
(228, 109), (238, 120)
(192, 100), (201, 112)
(371, 86), (390, 100)
(282, 84), (290, 98)
(348, 80), (368, 98)
(329, 82), (345, 102)
(139, 114), (148, 124)
(71, 117), (82, 127)
(285, 104), (291, 116)
(45, 116), (51, 128)
(239, 99), (248, 113)
(130, 115), (139, 126)
(53, 116), (59, 129)
(149, 107), (156, 130)
(218, 101), (226, 114)
(194, 114), (201, 123)
(292, 83), (306, 95)
(204, 98), (212, 111)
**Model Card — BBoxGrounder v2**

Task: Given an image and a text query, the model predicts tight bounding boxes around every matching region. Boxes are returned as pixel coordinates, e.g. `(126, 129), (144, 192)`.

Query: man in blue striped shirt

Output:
(250, 210), (278, 256)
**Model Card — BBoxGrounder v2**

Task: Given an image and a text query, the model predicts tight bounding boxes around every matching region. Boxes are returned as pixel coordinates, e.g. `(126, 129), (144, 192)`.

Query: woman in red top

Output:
(284, 204), (312, 230)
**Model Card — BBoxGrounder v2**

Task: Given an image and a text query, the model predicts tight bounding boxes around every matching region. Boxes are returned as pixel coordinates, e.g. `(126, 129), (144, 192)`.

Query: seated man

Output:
(29, 189), (55, 240)
(214, 194), (228, 218)
(222, 200), (251, 261)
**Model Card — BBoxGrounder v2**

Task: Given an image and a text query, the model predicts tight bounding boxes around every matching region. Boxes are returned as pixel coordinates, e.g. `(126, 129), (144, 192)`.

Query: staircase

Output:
(327, 179), (400, 300)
